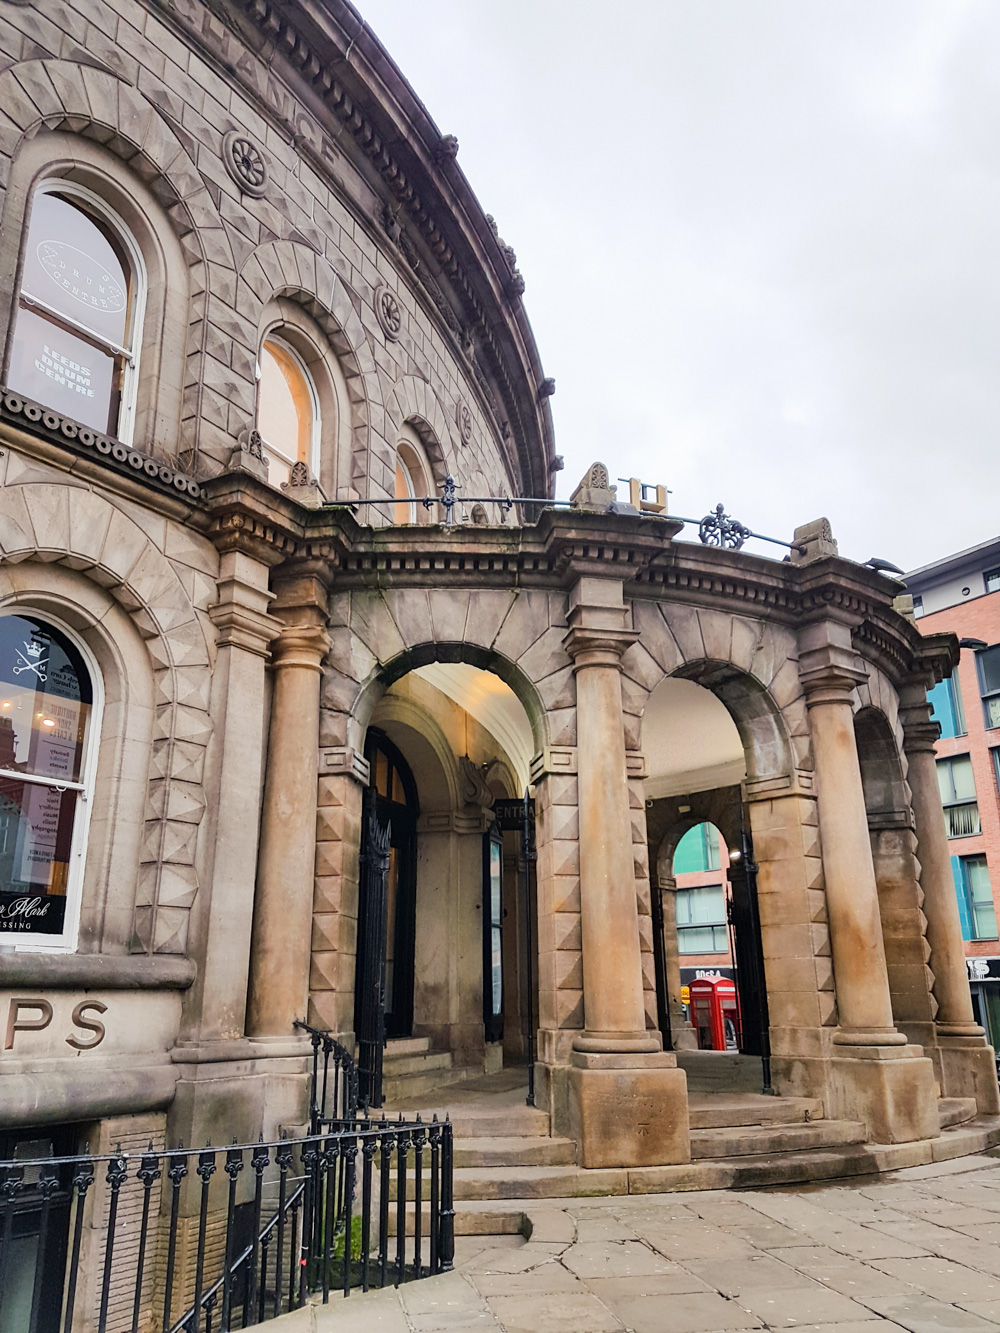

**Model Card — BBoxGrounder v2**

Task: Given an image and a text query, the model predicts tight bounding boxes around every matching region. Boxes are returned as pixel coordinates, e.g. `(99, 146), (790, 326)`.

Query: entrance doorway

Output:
(352, 659), (537, 1108)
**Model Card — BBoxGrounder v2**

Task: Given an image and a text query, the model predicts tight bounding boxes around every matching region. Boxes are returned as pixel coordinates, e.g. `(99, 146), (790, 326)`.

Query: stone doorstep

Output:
(938, 1096), (978, 1128)
(383, 1037), (433, 1059)
(688, 1094), (825, 1130)
(380, 1065), (480, 1104)
(380, 1051), (453, 1079)
(454, 1136), (577, 1168)
(689, 1118), (867, 1160)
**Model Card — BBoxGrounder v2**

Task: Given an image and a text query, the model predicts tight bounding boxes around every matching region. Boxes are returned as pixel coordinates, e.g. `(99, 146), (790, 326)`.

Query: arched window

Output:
(7, 183), (144, 442)
(0, 614), (100, 950)
(256, 334), (320, 488)
(394, 425), (430, 524)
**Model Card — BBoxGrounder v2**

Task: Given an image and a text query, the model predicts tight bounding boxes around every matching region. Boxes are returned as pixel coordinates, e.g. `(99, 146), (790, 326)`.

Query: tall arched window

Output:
(256, 334), (320, 488)
(0, 614), (99, 949)
(394, 425), (430, 524)
(7, 183), (144, 442)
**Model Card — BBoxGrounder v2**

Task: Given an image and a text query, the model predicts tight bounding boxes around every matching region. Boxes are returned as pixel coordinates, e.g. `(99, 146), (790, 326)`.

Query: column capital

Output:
(797, 618), (868, 705)
(798, 658), (868, 706)
(271, 623), (331, 673)
(563, 625), (638, 670)
(900, 716), (942, 755)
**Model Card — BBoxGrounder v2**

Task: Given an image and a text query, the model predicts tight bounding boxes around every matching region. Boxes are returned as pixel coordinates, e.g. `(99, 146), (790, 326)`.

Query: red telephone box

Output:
(689, 976), (741, 1051)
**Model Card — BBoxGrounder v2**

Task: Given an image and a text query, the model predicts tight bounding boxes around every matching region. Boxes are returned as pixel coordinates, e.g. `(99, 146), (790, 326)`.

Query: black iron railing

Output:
(294, 1019), (360, 1129)
(0, 1117), (454, 1333)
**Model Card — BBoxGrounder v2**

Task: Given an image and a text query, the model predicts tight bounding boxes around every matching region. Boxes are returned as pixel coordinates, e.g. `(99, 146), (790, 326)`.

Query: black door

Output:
(356, 732), (419, 1059)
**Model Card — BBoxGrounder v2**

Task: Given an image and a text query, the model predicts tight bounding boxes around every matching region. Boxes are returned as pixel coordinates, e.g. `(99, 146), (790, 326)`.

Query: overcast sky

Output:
(358, 0), (999, 571)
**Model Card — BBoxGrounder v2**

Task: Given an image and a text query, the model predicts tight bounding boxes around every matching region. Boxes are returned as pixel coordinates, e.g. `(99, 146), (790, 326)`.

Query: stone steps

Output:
(689, 1118), (866, 1160)
(688, 1094), (824, 1129)
(939, 1096), (978, 1128)
(437, 1116), (1000, 1202)
(454, 1136), (577, 1168)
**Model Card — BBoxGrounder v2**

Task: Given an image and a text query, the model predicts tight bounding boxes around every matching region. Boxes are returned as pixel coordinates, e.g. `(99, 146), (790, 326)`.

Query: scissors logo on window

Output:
(12, 641), (48, 682)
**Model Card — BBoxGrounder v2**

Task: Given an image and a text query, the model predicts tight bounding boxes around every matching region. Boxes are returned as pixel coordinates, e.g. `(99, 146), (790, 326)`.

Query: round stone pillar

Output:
(565, 625), (658, 1054)
(561, 577), (689, 1170)
(247, 620), (330, 1038)
(799, 619), (938, 1143)
(801, 663), (900, 1043)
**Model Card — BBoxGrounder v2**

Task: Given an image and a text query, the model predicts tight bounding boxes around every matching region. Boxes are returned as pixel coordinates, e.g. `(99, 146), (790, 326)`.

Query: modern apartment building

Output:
(908, 536), (1000, 1049)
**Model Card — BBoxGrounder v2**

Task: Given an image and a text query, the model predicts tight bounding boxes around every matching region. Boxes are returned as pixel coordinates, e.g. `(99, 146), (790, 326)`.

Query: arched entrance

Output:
(642, 671), (776, 1093)
(352, 657), (538, 1107)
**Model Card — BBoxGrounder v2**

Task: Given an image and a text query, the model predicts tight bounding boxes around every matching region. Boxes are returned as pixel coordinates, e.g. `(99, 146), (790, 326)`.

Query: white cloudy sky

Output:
(358, 0), (999, 571)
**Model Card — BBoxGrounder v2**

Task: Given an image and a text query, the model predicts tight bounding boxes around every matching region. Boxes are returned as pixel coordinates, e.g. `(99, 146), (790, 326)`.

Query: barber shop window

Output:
(0, 615), (98, 949)
(937, 755), (981, 839)
(7, 184), (143, 441)
(256, 334), (320, 488)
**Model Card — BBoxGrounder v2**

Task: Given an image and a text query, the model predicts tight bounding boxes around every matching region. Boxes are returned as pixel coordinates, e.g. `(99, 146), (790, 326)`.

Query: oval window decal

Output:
(36, 239), (127, 314)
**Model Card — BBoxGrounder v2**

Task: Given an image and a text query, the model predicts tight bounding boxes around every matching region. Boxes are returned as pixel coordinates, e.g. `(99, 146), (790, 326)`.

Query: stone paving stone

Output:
(582, 1271), (717, 1300)
(575, 1217), (642, 1242)
(561, 1239), (679, 1277)
(485, 1291), (623, 1332)
(766, 1246), (913, 1299)
(312, 1289), (412, 1331)
(399, 1272), (489, 1319)
(638, 1222), (760, 1262)
(591, 1290), (763, 1333)
(470, 1266), (584, 1296)
(862, 1292), (1000, 1331)
(869, 1257), (1000, 1304)
(684, 1251), (825, 1296)
(775, 1325), (908, 1333)
(735, 1286), (881, 1326)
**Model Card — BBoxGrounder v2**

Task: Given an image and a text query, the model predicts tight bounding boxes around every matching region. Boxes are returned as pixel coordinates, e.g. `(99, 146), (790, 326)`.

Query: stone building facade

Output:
(0, 0), (997, 1324)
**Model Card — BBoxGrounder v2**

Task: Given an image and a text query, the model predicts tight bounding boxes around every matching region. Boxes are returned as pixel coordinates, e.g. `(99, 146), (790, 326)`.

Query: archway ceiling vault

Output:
(410, 662), (534, 790)
(643, 676), (747, 801)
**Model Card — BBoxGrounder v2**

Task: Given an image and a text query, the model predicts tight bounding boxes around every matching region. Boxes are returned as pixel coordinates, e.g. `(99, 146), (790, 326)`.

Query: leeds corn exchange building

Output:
(0, 0), (997, 1326)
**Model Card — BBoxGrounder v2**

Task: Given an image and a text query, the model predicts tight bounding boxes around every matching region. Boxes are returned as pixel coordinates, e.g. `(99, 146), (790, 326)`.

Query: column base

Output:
(569, 1051), (690, 1168)
(936, 1032), (1000, 1114)
(828, 1045), (939, 1143)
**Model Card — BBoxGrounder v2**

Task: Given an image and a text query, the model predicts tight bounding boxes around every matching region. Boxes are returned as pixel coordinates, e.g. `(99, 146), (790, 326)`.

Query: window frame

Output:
(936, 754), (981, 839)
(928, 675), (967, 740)
(12, 179), (146, 445)
(393, 425), (433, 525)
(912, 594), (924, 618)
(976, 645), (1000, 731)
(985, 569), (1000, 595)
(952, 854), (998, 943)
(255, 331), (322, 487)
(0, 611), (103, 954)
(676, 883), (728, 954)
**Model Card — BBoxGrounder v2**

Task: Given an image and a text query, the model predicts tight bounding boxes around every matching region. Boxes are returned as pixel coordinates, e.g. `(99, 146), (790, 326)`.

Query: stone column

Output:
(170, 538), (281, 1151)
(563, 577), (689, 1168)
(799, 620), (938, 1142)
(247, 569), (331, 1042)
(901, 679), (1000, 1111)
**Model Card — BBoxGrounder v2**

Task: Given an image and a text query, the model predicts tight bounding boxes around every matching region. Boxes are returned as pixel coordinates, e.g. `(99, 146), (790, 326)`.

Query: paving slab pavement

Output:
(272, 1151), (1000, 1332)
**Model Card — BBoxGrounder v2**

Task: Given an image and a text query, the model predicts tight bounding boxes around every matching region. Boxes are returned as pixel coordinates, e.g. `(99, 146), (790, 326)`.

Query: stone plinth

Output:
(569, 1051), (690, 1168)
(828, 1046), (939, 1144)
